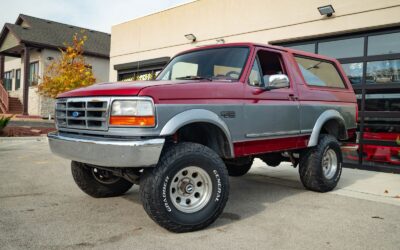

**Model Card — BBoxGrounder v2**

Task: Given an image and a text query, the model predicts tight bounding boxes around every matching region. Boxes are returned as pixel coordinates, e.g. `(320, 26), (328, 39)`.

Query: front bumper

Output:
(48, 132), (165, 168)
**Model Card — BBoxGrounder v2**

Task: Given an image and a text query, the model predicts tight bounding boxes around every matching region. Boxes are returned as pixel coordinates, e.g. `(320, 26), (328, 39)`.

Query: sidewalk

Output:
(251, 159), (400, 206)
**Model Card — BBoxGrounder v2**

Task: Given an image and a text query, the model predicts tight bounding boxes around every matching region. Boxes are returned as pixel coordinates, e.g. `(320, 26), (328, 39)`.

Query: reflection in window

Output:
(295, 57), (346, 88)
(342, 63), (363, 85)
(287, 44), (315, 53)
(366, 59), (400, 84)
(171, 62), (198, 79)
(119, 69), (161, 81)
(318, 38), (364, 59)
(368, 32), (400, 56)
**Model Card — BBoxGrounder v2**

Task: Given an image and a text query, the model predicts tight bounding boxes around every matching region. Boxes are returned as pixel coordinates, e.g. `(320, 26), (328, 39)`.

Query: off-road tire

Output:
(71, 161), (133, 198)
(140, 142), (229, 233)
(224, 157), (254, 176)
(299, 135), (342, 192)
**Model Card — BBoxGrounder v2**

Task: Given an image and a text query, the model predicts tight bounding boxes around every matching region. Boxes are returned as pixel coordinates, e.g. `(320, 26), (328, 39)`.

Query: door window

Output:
(248, 50), (286, 87)
(248, 58), (262, 86)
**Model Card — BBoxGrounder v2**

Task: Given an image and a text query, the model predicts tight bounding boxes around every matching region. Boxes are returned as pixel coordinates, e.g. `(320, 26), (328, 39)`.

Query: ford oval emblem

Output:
(72, 111), (80, 118)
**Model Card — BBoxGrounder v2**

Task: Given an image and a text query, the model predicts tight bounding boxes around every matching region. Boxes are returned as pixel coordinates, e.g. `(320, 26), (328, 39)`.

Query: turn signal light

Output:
(109, 116), (155, 127)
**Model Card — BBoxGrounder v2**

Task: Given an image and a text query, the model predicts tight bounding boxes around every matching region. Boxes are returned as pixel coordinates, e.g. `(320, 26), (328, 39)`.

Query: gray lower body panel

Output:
(48, 132), (165, 168)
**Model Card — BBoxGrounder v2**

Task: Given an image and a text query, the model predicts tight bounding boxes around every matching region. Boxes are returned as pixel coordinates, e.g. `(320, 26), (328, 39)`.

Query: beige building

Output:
(0, 14), (110, 116)
(110, 0), (400, 81)
(110, 0), (400, 171)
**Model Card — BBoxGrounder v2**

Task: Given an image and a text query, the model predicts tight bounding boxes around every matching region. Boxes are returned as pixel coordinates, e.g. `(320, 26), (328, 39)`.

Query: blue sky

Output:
(0, 0), (194, 33)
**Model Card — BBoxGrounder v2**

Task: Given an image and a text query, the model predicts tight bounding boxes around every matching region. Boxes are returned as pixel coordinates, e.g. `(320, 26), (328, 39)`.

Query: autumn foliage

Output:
(38, 32), (96, 98)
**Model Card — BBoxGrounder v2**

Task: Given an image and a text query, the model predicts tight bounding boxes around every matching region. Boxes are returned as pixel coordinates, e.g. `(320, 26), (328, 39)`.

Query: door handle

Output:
(288, 94), (298, 101)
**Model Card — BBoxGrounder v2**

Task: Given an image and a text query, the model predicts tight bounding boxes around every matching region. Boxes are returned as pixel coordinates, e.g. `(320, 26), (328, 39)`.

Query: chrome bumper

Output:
(48, 132), (165, 168)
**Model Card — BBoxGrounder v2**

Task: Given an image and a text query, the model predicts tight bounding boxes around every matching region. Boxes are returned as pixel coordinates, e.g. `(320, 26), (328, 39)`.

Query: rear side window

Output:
(295, 56), (346, 89)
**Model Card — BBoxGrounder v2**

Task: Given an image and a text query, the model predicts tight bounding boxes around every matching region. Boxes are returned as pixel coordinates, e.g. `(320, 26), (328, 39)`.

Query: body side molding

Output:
(160, 109), (235, 157)
(307, 109), (348, 147)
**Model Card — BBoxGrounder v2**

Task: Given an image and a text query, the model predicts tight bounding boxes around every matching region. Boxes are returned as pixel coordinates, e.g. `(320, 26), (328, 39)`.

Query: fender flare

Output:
(308, 110), (347, 147)
(160, 109), (234, 157)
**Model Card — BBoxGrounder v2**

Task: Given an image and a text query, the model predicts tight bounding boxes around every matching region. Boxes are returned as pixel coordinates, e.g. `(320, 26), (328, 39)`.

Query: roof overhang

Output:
(114, 57), (170, 72)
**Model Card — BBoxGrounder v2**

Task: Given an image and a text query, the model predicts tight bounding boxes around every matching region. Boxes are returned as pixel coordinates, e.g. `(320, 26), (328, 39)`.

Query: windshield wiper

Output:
(175, 76), (213, 81)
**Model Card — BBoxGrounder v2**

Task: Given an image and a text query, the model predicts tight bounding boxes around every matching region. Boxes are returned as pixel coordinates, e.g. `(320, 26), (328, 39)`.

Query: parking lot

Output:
(1, 137), (399, 250)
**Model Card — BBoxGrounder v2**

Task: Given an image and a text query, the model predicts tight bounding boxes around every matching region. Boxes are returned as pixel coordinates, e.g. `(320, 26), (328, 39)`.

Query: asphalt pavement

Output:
(0, 137), (399, 250)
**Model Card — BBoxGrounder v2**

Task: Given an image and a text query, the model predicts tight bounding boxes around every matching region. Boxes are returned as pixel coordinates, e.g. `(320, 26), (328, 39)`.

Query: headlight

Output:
(110, 99), (155, 127)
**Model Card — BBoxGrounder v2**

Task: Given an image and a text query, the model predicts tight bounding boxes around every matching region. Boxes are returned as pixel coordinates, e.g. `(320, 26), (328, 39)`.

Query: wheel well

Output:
(173, 122), (232, 158)
(320, 119), (347, 140)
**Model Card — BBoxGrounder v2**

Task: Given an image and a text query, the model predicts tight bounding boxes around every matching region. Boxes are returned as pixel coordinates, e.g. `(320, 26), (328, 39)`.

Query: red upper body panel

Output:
(57, 42), (357, 105)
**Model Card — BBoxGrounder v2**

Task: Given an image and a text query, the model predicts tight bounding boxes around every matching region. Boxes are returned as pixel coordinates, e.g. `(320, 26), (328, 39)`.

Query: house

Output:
(109, 0), (400, 172)
(0, 14), (110, 117)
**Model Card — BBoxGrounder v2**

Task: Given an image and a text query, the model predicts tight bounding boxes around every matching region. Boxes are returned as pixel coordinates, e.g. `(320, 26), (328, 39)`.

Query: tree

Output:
(38, 31), (96, 98)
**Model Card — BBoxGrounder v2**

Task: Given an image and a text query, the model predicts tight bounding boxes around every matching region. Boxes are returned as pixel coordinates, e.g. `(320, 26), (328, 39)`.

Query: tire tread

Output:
(140, 142), (229, 233)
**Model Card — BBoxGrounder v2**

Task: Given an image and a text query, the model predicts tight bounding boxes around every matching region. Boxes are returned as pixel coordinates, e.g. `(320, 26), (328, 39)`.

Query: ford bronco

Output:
(48, 43), (357, 232)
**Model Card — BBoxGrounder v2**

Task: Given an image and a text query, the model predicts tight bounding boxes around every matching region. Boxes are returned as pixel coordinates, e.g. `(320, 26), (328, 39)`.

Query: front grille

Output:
(56, 97), (110, 131)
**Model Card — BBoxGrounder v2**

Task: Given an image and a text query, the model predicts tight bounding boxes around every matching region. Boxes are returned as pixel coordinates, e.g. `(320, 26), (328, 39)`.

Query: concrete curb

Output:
(0, 136), (47, 141)
(8, 120), (55, 128)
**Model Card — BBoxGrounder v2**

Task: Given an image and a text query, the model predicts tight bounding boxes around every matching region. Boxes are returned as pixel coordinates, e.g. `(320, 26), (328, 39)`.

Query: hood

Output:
(57, 80), (186, 98)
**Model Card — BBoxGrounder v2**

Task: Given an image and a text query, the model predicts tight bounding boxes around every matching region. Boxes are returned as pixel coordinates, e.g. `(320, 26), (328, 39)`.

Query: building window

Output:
(29, 61), (39, 86)
(366, 59), (400, 84)
(3, 71), (12, 91)
(287, 43), (315, 53)
(364, 93), (400, 112)
(318, 37), (364, 59)
(342, 63), (363, 85)
(294, 56), (345, 88)
(119, 70), (161, 81)
(115, 56), (170, 82)
(367, 32), (400, 56)
(15, 69), (21, 90)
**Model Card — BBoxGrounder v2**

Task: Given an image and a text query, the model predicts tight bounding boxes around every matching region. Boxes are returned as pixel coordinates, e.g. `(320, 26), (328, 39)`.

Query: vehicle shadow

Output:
(122, 161), (376, 230)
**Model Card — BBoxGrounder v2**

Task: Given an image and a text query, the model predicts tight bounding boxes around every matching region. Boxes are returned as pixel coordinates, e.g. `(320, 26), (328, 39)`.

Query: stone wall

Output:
(40, 96), (56, 118)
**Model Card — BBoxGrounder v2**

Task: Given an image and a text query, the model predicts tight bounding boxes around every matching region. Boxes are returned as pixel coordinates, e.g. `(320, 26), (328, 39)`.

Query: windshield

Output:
(156, 47), (250, 81)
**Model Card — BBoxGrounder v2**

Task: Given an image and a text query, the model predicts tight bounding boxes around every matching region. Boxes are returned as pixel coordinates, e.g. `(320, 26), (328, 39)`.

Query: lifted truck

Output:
(48, 43), (357, 232)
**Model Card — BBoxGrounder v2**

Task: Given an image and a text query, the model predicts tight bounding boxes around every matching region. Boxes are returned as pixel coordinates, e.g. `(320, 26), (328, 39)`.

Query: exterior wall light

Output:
(184, 34), (197, 42)
(318, 5), (335, 17)
(47, 56), (54, 61)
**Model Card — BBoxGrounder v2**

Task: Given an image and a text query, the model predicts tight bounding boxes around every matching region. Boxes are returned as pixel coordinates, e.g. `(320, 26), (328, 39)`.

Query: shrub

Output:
(0, 116), (11, 132)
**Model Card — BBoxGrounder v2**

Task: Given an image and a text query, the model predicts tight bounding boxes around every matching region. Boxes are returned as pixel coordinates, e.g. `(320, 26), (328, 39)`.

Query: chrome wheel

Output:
(170, 166), (213, 213)
(91, 167), (120, 185)
(322, 149), (338, 179)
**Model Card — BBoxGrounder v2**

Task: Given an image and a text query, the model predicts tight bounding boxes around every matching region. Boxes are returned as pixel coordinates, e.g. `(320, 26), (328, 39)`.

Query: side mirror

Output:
(263, 74), (290, 90)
